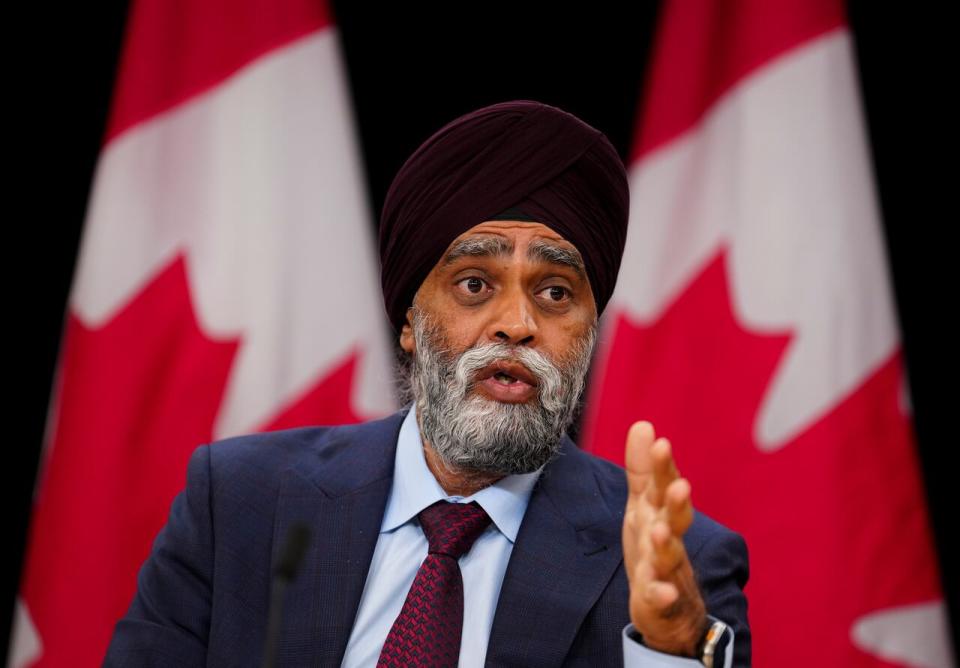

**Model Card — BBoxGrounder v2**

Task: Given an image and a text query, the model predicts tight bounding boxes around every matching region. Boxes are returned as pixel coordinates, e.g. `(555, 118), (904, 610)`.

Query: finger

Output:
(664, 478), (694, 536)
(622, 505), (647, 575)
(633, 557), (690, 613)
(646, 437), (678, 508)
(650, 519), (688, 578)
(643, 579), (680, 612)
(624, 421), (656, 501)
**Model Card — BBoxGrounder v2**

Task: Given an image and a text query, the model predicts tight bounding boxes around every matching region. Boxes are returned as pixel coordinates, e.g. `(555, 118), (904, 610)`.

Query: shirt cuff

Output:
(622, 618), (735, 667)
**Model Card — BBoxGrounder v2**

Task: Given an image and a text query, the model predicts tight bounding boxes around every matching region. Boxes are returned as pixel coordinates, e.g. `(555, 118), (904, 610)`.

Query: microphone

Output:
(261, 523), (311, 668)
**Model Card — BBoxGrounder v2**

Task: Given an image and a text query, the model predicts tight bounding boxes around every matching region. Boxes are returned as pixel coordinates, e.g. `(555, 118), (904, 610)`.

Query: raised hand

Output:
(622, 421), (707, 656)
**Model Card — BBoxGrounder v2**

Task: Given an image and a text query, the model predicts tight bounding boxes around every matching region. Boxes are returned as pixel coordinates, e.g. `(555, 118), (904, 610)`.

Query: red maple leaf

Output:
(582, 249), (942, 666)
(21, 253), (364, 666)
(259, 347), (365, 431)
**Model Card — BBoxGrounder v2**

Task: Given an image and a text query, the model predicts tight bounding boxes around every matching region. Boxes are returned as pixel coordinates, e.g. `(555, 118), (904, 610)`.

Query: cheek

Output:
(415, 304), (483, 352)
(444, 319), (486, 350)
(429, 301), (488, 345)
(544, 319), (595, 358)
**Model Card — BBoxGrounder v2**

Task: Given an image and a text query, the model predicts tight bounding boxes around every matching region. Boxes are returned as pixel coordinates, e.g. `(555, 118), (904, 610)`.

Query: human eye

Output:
(536, 285), (571, 304)
(455, 276), (491, 298)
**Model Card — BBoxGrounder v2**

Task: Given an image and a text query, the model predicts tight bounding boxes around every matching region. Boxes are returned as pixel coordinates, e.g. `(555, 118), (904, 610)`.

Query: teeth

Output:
(494, 372), (516, 384)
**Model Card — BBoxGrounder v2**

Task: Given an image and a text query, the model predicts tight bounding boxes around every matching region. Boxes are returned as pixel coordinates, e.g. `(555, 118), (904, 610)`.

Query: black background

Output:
(9, 1), (956, 661)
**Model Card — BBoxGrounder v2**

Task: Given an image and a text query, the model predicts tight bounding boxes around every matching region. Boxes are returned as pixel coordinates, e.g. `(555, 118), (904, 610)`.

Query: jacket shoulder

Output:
(201, 410), (407, 493)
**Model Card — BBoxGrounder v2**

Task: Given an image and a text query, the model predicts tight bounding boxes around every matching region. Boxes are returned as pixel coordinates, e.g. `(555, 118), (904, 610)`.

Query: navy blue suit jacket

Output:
(105, 409), (751, 666)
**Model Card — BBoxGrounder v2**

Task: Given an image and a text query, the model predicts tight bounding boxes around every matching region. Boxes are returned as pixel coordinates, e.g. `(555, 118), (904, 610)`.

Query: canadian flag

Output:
(581, 0), (953, 666)
(12, 0), (394, 665)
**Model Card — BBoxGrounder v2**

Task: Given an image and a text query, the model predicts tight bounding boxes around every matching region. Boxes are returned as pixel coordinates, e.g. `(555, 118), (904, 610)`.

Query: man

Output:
(105, 100), (750, 666)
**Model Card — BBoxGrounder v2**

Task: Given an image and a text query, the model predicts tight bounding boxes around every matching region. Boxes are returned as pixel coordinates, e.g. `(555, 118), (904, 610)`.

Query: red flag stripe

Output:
(632, 0), (844, 162)
(104, 0), (334, 144)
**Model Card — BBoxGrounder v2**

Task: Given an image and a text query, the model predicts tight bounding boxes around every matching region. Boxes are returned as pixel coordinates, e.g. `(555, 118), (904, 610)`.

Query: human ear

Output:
(399, 307), (415, 354)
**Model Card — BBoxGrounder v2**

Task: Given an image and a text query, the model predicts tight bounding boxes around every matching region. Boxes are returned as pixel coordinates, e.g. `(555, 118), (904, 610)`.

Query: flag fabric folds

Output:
(13, 0), (393, 665)
(581, 0), (953, 665)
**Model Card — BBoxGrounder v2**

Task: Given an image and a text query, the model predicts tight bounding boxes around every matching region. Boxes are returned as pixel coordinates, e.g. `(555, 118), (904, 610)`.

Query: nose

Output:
(485, 288), (537, 346)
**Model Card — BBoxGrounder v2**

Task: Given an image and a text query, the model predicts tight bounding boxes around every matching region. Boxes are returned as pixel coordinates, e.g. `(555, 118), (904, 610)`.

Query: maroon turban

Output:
(379, 100), (629, 331)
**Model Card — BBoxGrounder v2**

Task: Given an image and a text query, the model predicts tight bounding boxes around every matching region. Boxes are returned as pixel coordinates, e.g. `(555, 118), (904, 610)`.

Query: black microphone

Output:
(261, 523), (311, 668)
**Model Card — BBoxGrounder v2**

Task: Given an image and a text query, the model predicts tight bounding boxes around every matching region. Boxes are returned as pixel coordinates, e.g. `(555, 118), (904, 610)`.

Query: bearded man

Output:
(106, 101), (750, 667)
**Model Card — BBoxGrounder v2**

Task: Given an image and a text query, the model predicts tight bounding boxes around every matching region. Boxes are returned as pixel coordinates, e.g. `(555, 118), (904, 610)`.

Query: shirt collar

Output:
(380, 404), (542, 543)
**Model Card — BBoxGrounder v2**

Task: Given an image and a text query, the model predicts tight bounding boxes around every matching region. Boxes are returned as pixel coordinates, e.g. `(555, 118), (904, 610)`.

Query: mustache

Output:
(452, 342), (565, 398)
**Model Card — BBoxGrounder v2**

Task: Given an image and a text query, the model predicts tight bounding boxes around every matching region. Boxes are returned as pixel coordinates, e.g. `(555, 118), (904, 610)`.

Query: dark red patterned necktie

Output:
(377, 500), (492, 668)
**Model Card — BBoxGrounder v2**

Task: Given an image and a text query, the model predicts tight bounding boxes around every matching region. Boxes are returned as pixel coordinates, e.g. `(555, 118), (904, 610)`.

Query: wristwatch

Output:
(697, 618), (731, 668)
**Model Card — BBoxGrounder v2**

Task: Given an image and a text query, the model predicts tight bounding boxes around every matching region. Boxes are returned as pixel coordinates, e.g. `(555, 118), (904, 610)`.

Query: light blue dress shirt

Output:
(341, 406), (732, 667)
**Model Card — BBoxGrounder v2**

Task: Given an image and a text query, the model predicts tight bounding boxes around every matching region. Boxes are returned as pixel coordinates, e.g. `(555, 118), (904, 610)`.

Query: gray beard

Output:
(405, 310), (596, 476)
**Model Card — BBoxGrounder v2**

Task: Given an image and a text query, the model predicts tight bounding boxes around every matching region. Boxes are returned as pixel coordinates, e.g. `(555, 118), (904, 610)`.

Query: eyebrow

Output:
(527, 239), (586, 277)
(442, 236), (513, 265)
(441, 235), (586, 278)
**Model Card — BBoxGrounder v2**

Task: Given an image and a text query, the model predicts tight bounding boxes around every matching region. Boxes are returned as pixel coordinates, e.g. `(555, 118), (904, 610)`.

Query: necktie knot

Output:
(418, 500), (491, 559)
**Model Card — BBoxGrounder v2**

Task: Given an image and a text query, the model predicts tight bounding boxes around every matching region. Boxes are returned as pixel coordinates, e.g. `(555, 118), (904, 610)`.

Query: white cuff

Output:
(622, 619), (735, 667)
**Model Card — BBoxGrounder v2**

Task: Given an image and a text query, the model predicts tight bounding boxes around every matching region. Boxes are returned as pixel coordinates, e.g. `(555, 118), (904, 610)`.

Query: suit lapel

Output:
(271, 411), (407, 666)
(485, 437), (625, 667)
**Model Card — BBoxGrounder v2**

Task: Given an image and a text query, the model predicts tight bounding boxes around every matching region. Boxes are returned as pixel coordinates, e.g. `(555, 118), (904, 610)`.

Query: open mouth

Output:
(492, 370), (521, 385)
(474, 360), (538, 403)
(477, 360), (538, 386)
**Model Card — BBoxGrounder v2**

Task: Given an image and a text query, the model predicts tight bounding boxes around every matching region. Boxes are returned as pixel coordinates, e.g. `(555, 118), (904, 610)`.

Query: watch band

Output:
(699, 619), (729, 668)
